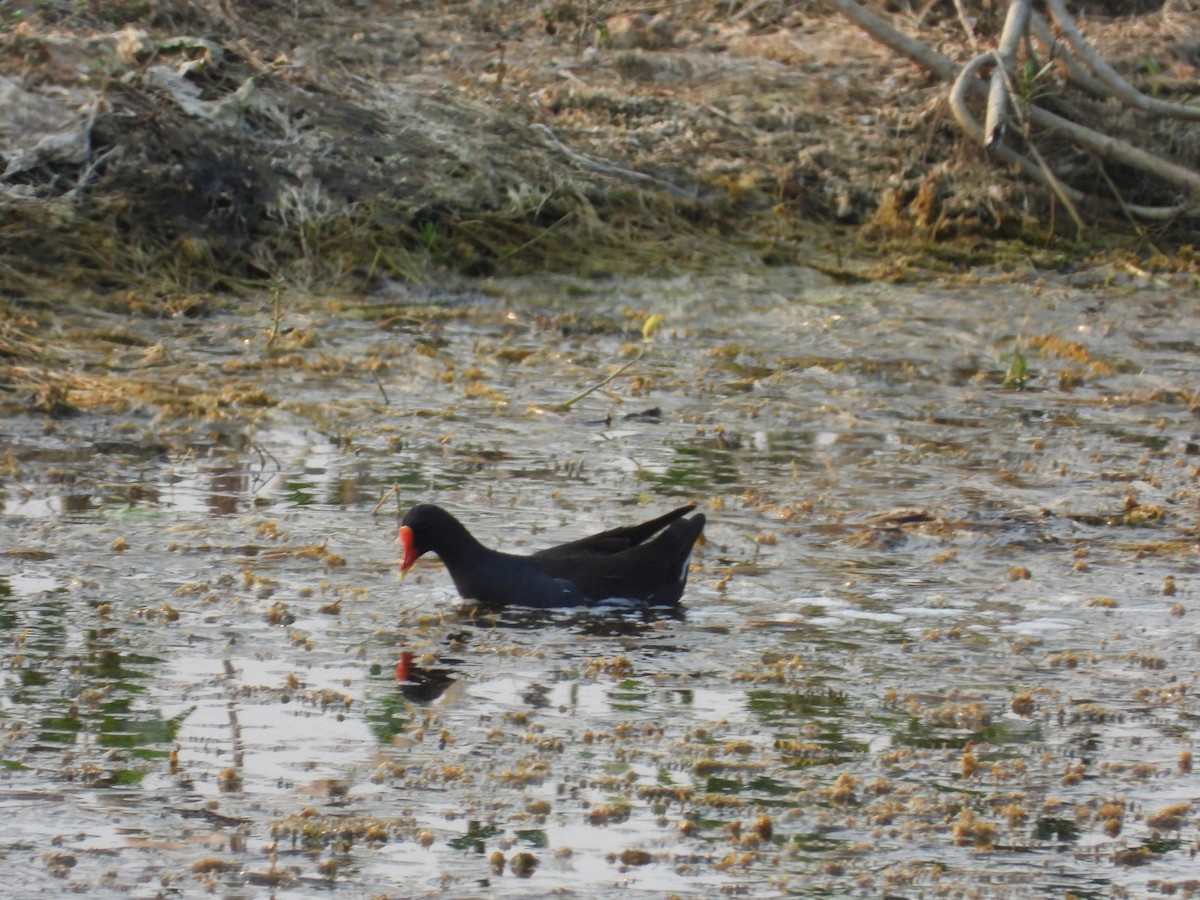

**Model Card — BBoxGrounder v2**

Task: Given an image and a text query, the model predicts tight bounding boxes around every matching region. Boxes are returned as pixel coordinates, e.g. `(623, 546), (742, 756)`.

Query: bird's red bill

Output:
(399, 525), (417, 573)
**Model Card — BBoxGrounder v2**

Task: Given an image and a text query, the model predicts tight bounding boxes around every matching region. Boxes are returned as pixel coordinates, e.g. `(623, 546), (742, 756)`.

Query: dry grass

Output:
(0, 0), (1195, 305)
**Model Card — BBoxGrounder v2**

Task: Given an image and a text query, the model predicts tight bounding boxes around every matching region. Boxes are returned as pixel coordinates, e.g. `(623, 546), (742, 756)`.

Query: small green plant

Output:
(2, 4), (23, 34)
(1002, 343), (1029, 390)
(102, 1), (154, 27)
(1016, 59), (1057, 105)
(418, 221), (441, 253)
(1140, 55), (1164, 98)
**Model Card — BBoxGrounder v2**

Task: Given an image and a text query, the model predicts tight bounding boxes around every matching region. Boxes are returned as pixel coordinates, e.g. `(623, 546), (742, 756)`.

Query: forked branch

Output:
(830, 0), (1200, 222)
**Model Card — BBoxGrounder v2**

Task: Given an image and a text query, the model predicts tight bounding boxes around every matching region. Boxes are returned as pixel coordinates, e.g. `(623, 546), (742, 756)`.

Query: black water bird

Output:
(398, 503), (705, 608)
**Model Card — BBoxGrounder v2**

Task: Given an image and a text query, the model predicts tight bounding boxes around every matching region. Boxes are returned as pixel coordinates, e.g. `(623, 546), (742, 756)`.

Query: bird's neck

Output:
(433, 516), (491, 568)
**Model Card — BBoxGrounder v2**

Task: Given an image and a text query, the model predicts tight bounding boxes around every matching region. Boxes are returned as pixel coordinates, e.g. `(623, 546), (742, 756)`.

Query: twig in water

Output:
(266, 286), (284, 351)
(552, 314), (665, 413)
(553, 350), (644, 413)
(371, 368), (390, 405)
(373, 483), (403, 516)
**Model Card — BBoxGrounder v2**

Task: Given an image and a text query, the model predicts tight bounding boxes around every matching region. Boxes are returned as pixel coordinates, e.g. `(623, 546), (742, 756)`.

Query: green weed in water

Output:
(1002, 344), (1029, 390)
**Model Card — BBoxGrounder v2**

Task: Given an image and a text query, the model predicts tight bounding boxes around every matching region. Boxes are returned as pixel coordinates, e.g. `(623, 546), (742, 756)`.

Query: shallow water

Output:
(2, 268), (1199, 897)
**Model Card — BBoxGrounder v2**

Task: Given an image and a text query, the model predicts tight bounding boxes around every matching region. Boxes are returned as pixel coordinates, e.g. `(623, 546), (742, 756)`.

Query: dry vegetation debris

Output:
(0, 0), (1196, 297)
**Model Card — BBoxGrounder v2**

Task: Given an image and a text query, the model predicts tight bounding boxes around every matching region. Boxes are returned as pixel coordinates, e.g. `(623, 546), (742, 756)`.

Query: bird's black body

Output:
(399, 504), (705, 608)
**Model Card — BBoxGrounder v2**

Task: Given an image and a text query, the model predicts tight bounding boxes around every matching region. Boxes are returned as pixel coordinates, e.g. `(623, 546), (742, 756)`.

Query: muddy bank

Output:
(1, 0), (1198, 298)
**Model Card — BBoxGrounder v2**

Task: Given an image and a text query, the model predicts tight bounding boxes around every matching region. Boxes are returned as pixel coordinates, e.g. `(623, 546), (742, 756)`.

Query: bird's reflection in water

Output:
(396, 658), (463, 704)
(471, 602), (687, 637)
(397, 604), (689, 704)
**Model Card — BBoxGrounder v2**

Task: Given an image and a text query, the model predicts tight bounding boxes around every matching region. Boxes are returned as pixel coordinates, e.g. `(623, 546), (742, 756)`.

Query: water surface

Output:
(2, 268), (1198, 896)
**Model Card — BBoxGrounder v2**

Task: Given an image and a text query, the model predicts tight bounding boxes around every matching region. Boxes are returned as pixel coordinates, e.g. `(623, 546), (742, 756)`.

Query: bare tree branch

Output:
(951, 51), (1087, 229)
(1043, 0), (1200, 121)
(1029, 12), (1115, 101)
(828, 0), (957, 80)
(830, 0), (1200, 220)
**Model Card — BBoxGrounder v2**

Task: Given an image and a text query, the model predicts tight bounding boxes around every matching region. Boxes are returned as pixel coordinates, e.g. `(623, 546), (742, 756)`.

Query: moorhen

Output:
(399, 503), (705, 608)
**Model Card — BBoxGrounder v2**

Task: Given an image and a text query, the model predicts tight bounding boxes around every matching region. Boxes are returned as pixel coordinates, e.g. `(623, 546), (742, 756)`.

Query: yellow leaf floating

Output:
(642, 314), (666, 341)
